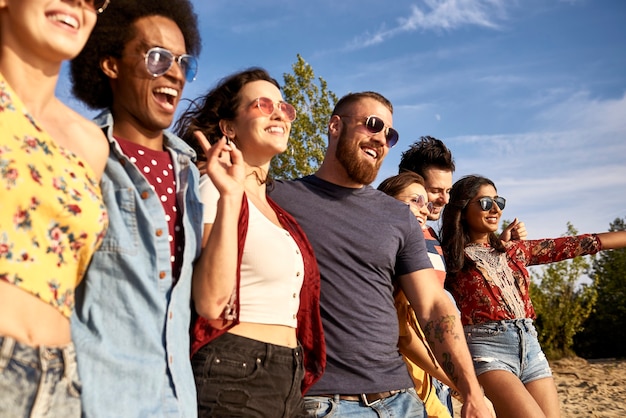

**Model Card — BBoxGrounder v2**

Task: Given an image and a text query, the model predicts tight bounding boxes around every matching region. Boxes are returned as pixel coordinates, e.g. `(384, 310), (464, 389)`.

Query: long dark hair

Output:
(174, 67), (280, 161)
(440, 175), (505, 275)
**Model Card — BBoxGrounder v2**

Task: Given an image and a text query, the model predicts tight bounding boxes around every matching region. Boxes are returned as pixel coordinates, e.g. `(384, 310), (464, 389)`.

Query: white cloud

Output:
(347, 0), (510, 50)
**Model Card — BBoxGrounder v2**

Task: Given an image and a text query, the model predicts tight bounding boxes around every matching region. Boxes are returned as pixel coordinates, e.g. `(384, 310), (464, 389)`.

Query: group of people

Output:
(2, 1), (626, 418)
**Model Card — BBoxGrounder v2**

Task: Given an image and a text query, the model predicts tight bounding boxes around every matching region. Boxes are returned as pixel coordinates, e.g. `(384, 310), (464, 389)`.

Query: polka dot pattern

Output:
(116, 137), (185, 282)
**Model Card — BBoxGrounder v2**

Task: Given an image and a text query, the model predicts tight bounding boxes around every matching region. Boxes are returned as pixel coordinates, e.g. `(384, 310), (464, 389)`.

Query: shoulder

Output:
(58, 103), (109, 180)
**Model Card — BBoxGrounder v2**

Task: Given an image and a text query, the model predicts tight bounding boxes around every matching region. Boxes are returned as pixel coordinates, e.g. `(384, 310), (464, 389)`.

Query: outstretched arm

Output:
(399, 269), (492, 418)
(596, 231), (626, 250)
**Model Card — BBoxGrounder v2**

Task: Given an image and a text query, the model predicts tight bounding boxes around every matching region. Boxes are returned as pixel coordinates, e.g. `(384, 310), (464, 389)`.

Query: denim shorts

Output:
(0, 335), (81, 418)
(464, 318), (552, 384)
(192, 332), (306, 418)
(303, 388), (426, 418)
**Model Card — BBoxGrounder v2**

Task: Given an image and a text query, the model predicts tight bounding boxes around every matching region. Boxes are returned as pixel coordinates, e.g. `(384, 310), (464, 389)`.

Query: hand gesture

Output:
(194, 131), (245, 197)
(500, 217), (527, 241)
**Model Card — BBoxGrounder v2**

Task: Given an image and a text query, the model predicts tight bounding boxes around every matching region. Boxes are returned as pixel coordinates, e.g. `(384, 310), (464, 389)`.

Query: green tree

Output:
(530, 222), (598, 359)
(271, 54), (337, 179)
(575, 217), (626, 358)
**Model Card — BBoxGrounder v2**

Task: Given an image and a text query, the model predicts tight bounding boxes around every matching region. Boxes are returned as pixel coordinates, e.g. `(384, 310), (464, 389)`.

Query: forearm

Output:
(192, 194), (242, 319)
(417, 298), (482, 400)
(596, 231), (626, 250)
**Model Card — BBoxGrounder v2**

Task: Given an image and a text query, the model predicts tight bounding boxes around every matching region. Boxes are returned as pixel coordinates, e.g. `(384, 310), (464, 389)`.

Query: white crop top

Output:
(199, 175), (304, 328)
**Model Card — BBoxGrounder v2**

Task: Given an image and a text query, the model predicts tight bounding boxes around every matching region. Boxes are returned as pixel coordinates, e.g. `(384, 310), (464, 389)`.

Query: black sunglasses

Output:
(338, 115), (399, 148)
(475, 196), (506, 211)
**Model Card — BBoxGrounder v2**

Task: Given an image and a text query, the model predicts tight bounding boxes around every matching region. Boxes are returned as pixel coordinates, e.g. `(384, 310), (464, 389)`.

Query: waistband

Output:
(464, 318), (534, 332)
(317, 389), (408, 407)
(0, 335), (76, 378)
(199, 332), (302, 363)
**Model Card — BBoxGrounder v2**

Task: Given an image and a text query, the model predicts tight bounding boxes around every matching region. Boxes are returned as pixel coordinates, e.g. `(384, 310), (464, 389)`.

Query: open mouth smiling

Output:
(47, 13), (79, 30)
(154, 86), (178, 108)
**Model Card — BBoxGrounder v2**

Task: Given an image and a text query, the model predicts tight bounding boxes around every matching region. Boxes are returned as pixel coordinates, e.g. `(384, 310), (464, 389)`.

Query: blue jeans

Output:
(193, 332), (306, 417)
(303, 388), (426, 417)
(464, 318), (552, 384)
(432, 377), (454, 415)
(0, 336), (81, 418)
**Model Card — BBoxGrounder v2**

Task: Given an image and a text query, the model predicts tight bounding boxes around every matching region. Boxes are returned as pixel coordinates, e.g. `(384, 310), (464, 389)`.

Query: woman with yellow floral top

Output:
(0, 1), (109, 416)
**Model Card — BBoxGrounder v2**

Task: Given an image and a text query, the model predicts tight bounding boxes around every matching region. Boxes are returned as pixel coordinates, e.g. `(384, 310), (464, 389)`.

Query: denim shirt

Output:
(71, 110), (203, 418)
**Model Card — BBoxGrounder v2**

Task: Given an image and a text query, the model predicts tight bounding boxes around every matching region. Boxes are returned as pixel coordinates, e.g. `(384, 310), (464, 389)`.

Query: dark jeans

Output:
(192, 332), (306, 417)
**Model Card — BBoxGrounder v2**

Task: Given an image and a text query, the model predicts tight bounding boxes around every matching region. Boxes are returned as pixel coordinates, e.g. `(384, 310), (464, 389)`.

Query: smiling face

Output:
(0, 0), (97, 65)
(396, 182), (430, 228)
(332, 97), (392, 185)
(423, 166), (453, 221)
(102, 15), (188, 145)
(225, 80), (291, 167)
(464, 184), (502, 243)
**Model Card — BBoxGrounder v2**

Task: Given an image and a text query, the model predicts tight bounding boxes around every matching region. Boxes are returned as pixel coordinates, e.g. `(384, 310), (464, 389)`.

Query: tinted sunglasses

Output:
(400, 194), (434, 212)
(339, 115), (399, 148)
(254, 97), (297, 122)
(144, 47), (198, 82)
(475, 196), (506, 211)
(85, 0), (109, 14)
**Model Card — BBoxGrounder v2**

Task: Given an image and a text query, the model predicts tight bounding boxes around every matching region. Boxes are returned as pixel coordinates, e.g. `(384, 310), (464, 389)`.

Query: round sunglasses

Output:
(474, 196), (506, 211)
(338, 115), (399, 148)
(399, 194), (434, 212)
(252, 97), (297, 122)
(144, 47), (198, 82)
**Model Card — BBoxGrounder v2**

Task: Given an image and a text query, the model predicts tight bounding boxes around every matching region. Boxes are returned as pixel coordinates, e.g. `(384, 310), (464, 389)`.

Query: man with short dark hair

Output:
(70, 1), (203, 416)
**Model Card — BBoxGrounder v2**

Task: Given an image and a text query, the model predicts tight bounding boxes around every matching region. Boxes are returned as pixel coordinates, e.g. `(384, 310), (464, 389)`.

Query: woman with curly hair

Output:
(0, 0), (109, 416)
(440, 174), (626, 418)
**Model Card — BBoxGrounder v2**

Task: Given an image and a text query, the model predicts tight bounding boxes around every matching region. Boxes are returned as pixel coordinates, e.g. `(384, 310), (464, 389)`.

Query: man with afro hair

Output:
(70, 0), (203, 416)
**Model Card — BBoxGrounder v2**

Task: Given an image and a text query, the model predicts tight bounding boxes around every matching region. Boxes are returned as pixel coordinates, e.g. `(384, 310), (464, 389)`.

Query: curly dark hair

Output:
(398, 136), (455, 177)
(377, 171), (426, 198)
(173, 67), (280, 162)
(70, 0), (201, 109)
(439, 175), (505, 275)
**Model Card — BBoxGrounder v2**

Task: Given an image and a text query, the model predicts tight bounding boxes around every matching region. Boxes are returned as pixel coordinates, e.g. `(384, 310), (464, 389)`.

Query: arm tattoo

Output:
(424, 314), (462, 384)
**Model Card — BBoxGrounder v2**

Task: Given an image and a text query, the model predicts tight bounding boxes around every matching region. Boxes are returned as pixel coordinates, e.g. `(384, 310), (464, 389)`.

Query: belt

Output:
(318, 390), (402, 406)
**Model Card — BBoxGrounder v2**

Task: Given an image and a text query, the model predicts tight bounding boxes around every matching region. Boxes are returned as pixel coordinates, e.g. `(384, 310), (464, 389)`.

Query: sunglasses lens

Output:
(180, 56), (198, 82)
(365, 116), (398, 148)
(279, 102), (297, 122)
(146, 48), (173, 77)
(386, 128), (399, 148)
(479, 198), (492, 211)
(426, 202), (434, 212)
(495, 197), (506, 210)
(256, 98), (296, 121)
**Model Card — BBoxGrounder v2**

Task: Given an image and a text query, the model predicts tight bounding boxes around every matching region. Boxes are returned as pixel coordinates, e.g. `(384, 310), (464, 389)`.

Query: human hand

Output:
(500, 218), (527, 241)
(195, 131), (245, 197)
(460, 395), (495, 418)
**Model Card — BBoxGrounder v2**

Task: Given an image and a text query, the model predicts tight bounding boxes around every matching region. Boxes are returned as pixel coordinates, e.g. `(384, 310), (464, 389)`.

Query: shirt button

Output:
(141, 191), (149, 199)
(156, 229), (164, 237)
(169, 355), (173, 364)
(293, 314), (297, 319)
(296, 271), (301, 277)
(169, 311), (173, 319)
(295, 249), (300, 255)
(293, 293), (297, 298)
(159, 271), (166, 279)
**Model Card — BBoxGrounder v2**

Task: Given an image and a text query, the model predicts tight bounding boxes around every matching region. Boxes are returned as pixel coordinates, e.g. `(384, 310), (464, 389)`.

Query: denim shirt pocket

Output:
(98, 184), (139, 255)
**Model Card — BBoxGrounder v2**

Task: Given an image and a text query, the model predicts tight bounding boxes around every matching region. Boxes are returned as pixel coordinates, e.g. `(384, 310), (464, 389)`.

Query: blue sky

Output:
(60, 0), (626, 241)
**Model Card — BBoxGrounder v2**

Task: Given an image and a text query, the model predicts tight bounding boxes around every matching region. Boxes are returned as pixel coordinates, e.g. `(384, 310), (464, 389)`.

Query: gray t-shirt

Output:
(270, 175), (433, 395)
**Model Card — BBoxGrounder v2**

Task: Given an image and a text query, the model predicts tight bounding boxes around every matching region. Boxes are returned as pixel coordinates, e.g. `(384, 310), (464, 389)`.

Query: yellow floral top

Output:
(0, 75), (108, 318)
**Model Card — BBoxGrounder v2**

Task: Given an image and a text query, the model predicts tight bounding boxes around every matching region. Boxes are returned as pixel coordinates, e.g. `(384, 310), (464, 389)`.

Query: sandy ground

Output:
(452, 357), (626, 417)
